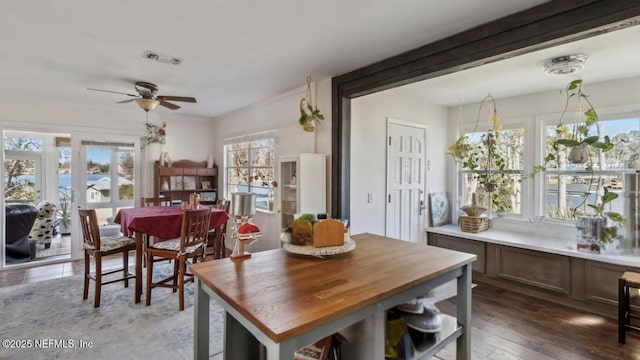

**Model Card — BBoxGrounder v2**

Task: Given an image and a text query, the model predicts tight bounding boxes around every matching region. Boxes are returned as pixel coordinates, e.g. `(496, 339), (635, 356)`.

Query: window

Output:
(544, 117), (640, 220)
(459, 126), (524, 216)
(224, 137), (275, 210)
(4, 135), (44, 204)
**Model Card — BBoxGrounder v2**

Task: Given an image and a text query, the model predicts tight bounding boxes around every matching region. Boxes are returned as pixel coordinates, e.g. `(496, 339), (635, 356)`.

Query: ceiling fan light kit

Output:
(544, 54), (588, 75)
(88, 81), (196, 112)
(135, 98), (160, 112)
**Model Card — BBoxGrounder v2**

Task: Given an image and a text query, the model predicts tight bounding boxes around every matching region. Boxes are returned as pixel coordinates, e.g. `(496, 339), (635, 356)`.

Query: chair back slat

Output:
(180, 208), (211, 253)
(142, 197), (172, 207)
(78, 208), (101, 251)
(215, 199), (230, 233)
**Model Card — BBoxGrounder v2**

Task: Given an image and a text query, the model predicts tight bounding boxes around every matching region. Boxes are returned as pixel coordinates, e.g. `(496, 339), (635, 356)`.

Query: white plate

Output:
(282, 235), (356, 258)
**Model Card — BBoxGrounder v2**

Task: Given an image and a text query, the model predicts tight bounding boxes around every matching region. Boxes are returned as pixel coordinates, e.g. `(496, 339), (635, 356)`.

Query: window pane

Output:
(118, 151), (134, 201)
(464, 128), (524, 171)
(459, 127), (524, 215)
(462, 172), (521, 214)
(545, 118), (640, 170)
(545, 174), (624, 220)
(224, 138), (275, 210)
(228, 148), (248, 167)
(4, 136), (42, 151)
(250, 146), (274, 167)
(4, 158), (37, 203)
(86, 148), (111, 203)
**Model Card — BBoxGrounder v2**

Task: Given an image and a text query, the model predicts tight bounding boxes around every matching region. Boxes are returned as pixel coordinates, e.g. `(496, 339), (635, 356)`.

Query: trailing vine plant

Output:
(447, 94), (511, 213)
(525, 79), (623, 243)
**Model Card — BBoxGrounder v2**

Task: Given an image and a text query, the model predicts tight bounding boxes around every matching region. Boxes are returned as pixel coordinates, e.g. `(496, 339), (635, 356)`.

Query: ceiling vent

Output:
(143, 50), (183, 66)
(544, 54), (587, 75)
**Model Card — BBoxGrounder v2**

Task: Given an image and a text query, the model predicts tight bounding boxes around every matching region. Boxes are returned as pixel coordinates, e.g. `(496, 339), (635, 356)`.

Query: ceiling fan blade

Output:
(87, 88), (138, 97)
(159, 100), (181, 110)
(117, 98), (137, 104)
(157, 95), (197, 103)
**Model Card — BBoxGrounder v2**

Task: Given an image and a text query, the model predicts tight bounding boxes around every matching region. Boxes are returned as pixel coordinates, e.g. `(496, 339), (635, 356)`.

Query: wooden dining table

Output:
(114, 205), (229, 303)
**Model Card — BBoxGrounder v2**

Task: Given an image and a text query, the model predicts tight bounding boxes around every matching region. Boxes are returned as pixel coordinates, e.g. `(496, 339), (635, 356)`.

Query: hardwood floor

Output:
(2, 260), (639, 359)
(435, 284), (640, 360)
(0, 256), (130, 287)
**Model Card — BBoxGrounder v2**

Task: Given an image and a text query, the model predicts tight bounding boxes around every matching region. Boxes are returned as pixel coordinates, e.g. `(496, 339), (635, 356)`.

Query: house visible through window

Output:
(224, 137), (275, 210)
(544, 116), (640, 221)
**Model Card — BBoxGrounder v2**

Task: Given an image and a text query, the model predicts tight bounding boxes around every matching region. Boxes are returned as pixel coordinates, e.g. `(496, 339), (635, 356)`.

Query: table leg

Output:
(215, 227), (223, 259)
(456, 263), (472, 360)
(194, 278), (210, 360)
(135, 231), (143, 303)
(225, 312), (261, 359)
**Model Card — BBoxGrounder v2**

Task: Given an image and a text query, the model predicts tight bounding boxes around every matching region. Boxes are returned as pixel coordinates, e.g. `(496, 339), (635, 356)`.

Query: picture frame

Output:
(201, 181), (211, 190)
(429, 192), (450, 227)
(170, 176), (183, 190)
(183, 176), (196, 190)
(200, 191), (217, 203)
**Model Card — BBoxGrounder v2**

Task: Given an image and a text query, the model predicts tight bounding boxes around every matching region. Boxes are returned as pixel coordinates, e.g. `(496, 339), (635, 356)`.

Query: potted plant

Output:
(529, 79), (624, 252)
(447, 94), (511, 216)
(298, 101), (325, 132)
(298, 76), (325, 132)
(55, 189), (71, 235)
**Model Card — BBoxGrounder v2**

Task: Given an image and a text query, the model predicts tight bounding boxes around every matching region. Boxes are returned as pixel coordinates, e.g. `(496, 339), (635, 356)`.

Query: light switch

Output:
(367, 193), (373, 203)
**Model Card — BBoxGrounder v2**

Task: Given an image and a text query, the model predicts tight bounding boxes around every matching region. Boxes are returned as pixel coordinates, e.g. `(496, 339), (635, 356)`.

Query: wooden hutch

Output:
(154, 159), (218, 204)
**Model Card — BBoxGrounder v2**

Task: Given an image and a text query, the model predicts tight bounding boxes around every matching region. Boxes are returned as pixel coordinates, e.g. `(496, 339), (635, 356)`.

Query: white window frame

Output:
(457, 118), (529, 219)
(536, 107), (640, 223)
(223, 132), (276, 211)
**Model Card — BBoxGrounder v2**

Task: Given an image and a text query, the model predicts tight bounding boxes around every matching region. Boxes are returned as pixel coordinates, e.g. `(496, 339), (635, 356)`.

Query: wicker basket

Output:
(459, 216), (491, 233)
(460, 205), (487, 217)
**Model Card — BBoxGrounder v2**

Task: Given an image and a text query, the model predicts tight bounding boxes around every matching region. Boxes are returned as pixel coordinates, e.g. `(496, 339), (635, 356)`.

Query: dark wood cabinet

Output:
(154, 159), (218, 204)
(427, 231), (640, 319)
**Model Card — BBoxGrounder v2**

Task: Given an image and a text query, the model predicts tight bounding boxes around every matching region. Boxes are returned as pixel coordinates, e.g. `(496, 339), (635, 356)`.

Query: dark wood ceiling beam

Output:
(331, 0), (640, 219)
(337, 1), (640, 97)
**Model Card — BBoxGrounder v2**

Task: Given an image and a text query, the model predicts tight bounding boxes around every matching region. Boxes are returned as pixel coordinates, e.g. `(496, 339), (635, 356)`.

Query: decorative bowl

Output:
(460, 205), (487, 217)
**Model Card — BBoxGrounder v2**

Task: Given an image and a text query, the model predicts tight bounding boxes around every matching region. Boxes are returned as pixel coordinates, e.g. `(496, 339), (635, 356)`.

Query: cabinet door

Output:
(280, 159), (298, 229)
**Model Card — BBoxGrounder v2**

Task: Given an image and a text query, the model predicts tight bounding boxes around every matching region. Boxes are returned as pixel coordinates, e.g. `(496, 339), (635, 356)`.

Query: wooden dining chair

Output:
(141, 196), (172, 265)
(79, 208), (136, 308)
(205, 198), (230, 260)
(141, 196), (172, 207)
(145, 207), (211, 310)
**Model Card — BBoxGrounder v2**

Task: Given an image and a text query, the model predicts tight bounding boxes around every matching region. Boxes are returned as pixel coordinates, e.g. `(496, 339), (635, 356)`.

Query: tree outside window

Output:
(225, 138), (275, 210)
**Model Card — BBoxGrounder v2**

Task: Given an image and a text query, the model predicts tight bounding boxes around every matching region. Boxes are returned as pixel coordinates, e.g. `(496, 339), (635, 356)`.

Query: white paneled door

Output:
(386, 120), (427, 243)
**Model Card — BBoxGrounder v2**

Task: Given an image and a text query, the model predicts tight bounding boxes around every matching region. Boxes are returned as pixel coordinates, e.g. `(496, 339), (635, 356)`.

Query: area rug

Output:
(0, 264), (469, 360)
(0, 263), (225, 360)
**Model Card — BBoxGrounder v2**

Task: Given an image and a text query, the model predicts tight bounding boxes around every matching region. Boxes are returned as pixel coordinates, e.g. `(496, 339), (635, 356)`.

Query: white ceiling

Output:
(402, 22), (640, 106)
(0, 0), (552, 119)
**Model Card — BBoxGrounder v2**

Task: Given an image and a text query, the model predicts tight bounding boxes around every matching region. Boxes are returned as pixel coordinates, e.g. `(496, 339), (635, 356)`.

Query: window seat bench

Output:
(426, 224), (640, 319)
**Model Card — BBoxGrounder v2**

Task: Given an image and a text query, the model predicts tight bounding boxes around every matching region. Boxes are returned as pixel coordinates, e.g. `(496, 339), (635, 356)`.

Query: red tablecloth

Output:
(114, 206), (229, 239)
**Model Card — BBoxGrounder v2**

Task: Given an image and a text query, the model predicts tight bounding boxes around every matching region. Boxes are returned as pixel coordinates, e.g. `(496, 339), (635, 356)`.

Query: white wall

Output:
(141, 113), (216, 197)
(210, 78), (332, 252)
(350, 86), (448, 238)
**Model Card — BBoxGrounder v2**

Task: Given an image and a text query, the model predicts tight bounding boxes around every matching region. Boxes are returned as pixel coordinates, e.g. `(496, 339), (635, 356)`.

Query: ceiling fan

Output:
(88, 81), (197, 111)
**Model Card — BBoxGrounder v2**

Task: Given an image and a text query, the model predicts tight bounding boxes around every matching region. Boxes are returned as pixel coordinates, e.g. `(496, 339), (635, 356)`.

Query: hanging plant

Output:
(141, 121), (166, 149)
(525, 79), (623, 243)
(447, 94), (511, 214)
(298, 76), (325, 132)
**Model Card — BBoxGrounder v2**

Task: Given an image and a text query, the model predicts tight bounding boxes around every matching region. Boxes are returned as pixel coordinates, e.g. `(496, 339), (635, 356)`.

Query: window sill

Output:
(426, 223), (640, 268)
